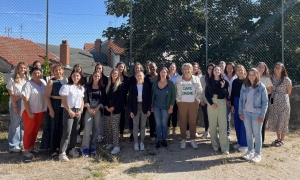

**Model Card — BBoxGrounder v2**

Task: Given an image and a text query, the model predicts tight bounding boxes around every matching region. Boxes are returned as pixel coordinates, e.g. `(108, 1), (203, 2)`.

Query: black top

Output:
(104, 82), (124, 114)
(84, 83), (105, 108)
(129, 75), (137, 88)
(144, 74), (158, 93)
(122, 75), (129, 106)
(230, 78), (244, 106)
(128, 83), (151, 115)
(205, 79), (229, 105)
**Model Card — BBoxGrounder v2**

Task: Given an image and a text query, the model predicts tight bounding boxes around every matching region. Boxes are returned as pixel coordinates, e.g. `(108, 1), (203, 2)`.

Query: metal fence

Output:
(1, 0), (300, 84)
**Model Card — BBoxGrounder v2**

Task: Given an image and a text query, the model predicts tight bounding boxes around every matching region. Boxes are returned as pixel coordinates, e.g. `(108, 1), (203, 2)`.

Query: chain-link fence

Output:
(0, 0), (300, 84)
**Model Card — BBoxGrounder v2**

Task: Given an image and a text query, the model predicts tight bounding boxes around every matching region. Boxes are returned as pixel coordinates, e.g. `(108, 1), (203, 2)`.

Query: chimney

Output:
(94, 39), (102, 52)
(60, 40), (70, 67)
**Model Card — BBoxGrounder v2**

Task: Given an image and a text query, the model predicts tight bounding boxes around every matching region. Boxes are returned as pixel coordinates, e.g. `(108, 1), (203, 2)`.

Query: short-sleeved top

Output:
(260, 76), (273, 88)
(59, 84), (85, 108)
(21, 79), (47, 114)
(169, 73), (180, 84)
(6, 76), (27, 96)
(51, 77), (67, 96)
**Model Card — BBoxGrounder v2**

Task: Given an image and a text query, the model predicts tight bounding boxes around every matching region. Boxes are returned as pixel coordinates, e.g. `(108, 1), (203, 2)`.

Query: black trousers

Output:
(149, 113), (156, 137)
(262, 94), (271, 143)
(119, 108), (126, 134)
(168, 103), (178, 127)
(201, 104), (209, 131)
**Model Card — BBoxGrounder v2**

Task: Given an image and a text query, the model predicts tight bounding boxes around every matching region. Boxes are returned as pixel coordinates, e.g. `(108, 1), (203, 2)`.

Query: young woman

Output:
(81, 71), (105, 157)
(32, 60), (42, 69)
(223, 62), (237, 140)
(230, 65), (247, 152)
(152, 67), (176, 149)
(128, 62), (144, 140)
(175, 63), (202, 150)
(144, 60), (152, 75)
(128, 71), (151, 151)
(44, 63), (56, 83)
(168, 63), (180, 136)
(218, 61), (226, 75)
(72, 64), (87, 144)
(239, 68), (268, 163)
(94, 63), (108, 143)
(256, 62), (273, 143)
(58, 70), (85, 161)
(21, 67), (47, 157)
(6, 62), (29, 152)
(205, 66), (229, 154)
(40, 64), (67, 157)
(199, 63), (215, 139)
(104, 68), (124, 155)
(144, 62), (159, 141)
(268, 62), (292, 147)
(116, 62), (129, 141)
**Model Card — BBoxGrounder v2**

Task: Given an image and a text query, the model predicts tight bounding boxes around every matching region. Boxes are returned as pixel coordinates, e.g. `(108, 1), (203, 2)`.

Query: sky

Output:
(0, 0), (127, 48)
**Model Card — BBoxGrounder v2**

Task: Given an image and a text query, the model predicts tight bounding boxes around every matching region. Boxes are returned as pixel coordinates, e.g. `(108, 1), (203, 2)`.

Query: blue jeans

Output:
(226, 104), (231, 136)
(243, 111), (263, 155)
(153, 107), (169, 141)
(233, 97), (247, 146)
(8, 100), (24, 149)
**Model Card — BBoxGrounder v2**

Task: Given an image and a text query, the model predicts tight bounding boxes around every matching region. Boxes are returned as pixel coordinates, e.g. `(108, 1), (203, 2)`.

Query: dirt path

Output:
(0, 128), (299, 180)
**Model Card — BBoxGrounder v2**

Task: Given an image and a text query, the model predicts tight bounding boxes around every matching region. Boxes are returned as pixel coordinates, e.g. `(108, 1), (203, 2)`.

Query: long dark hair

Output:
(224, 62), (236, 76)
(273, 62), (288, 84)
(192, 62), (202, 76)
(205, 63), (215, 85)
(256, 62), (270, 77)
(157, 67), (169, 81)
(68, 69), (84, 87)
(88, 70), (104, 87)
(208, 66), (226, 88)
(244, 68), (260, 88)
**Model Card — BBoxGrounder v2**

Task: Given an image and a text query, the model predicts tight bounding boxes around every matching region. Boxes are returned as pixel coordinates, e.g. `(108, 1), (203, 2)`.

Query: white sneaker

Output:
(69, 148), (79, 157)
(134, 143), (139, 151)
(238, 146), (248, 152)
(251, 153), (261, 163)
(77, 135), (82, 144)
(140, 143), (145, 151)
(200, 131), (209, 139)
(180, 140), (186, 150)
(223, 151), (230, 155)
(186, 130), (190, 137)
(242, 151), (255, 160)
(151, 137), (156, 141)
(228, 136), (231, 141)
(59, 152), (69, 162)
(233, 143), (241, 150)
(106, 144), (113, 150)
(195, 133), (200, 138)
(9, 146), (22, 153)
(97, 135), (102, 143)
(190, 140), (198, 149)
(111, 147), (120, 155)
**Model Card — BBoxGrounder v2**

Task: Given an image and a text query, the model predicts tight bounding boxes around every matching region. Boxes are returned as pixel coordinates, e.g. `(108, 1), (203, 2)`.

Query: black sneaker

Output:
(161, 140), (168, 148)
(156, 141), (161, 149)
(129, 133), (133, 142)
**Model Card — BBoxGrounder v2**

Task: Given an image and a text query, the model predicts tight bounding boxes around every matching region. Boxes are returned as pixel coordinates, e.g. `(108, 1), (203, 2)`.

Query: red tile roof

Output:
(0, 36), (59, 67)
(84, 43), (94, 51)
(111, 40), (126, 55)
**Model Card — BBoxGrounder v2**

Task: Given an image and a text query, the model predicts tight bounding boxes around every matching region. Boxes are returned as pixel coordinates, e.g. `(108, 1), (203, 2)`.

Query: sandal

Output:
(275, 141), (284, 147)
(51, 152), (58, 158)
(271, 139), (280, 146)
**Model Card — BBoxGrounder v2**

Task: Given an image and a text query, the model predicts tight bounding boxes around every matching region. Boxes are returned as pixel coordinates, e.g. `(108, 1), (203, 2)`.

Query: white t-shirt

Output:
(181, 80), (196, 102)
(6, 76), (27, 97)
(137, 84), (143, 102)
(260, 76), (273, 88)
(59, 84), (85, 108)
(224, 74), (237, 96)
(21, 79), (47, 114)
(244, 88), (261, 114)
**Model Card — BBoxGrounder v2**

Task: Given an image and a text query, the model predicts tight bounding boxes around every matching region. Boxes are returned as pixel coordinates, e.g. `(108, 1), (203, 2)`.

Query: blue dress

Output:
(40, 77), (67, 153)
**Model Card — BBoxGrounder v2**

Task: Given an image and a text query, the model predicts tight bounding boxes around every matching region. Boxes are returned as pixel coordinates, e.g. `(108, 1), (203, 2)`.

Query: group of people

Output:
(6, 59), (292, 163)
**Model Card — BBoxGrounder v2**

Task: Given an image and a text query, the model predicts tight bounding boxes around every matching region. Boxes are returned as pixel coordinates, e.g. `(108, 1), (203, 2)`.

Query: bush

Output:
(0, 72), (9, 113)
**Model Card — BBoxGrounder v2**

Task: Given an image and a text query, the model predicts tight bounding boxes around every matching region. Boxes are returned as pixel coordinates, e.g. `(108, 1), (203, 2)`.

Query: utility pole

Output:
(129, 0), (133, 65)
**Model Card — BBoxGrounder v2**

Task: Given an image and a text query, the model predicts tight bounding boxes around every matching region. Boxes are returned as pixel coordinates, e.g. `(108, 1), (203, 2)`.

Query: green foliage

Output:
(43, 56), (50, 76)
(0, 72), (9, 113)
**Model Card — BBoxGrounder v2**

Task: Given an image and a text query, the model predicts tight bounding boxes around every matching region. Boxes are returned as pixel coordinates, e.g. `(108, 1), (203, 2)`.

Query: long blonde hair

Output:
(106, 68), (122, 93)
(14, 62), (29, 83)
(115, 62), (127, 76)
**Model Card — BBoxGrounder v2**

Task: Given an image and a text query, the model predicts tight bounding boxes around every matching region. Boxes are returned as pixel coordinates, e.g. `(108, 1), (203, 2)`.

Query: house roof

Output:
(0, 36), (59, 67)
(38, 43), (111, 76)
(110, 40), (127, 55)
(84, 43), (94, 52)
